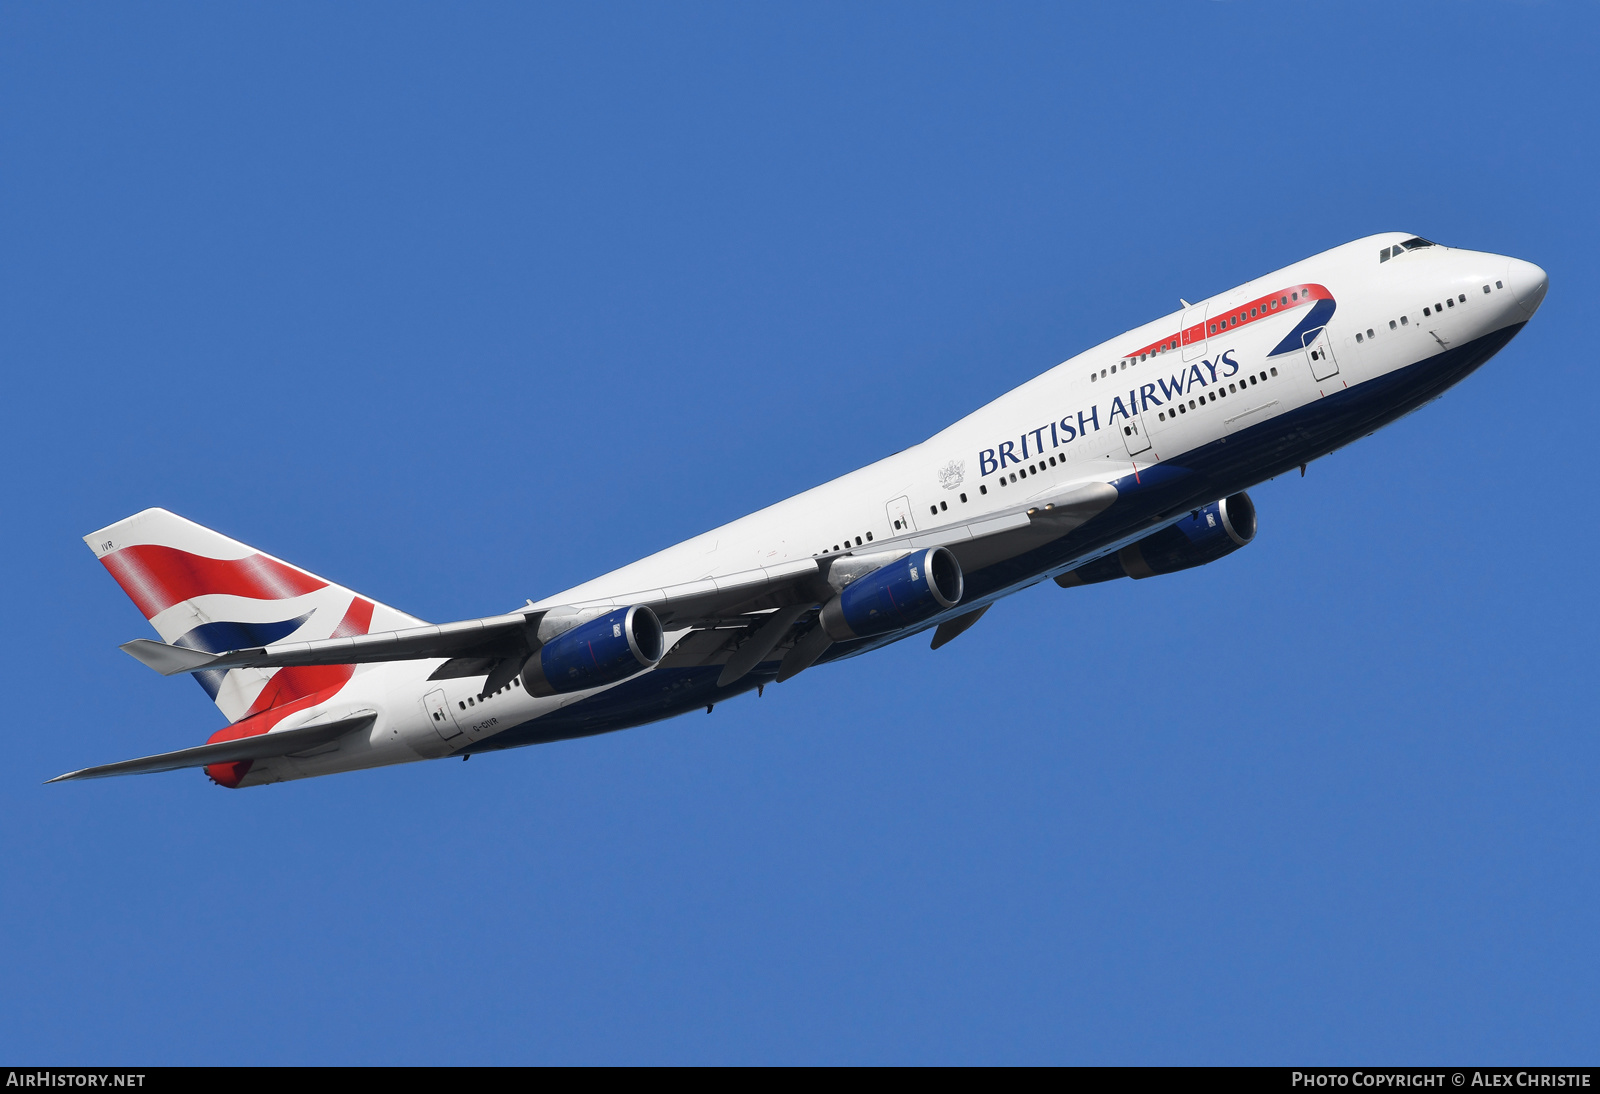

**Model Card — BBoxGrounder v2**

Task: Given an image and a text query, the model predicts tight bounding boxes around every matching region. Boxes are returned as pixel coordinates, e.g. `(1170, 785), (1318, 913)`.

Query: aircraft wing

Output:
(120, 611), (537, 676)
(117, 559), (827, 677)
(114, 482), (1117, 679)
(47, 712), (377, 782)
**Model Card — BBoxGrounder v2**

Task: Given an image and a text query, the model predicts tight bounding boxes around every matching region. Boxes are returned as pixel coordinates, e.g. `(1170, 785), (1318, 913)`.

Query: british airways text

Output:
(978, 350), (1242, 477)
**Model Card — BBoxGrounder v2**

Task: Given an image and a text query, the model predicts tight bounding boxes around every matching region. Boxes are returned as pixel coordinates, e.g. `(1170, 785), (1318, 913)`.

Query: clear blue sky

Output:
(2, 2), (1595, 1065)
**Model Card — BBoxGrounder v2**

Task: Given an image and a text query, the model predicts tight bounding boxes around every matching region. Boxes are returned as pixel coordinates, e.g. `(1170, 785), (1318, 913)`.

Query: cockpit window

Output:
(1381, 237), (1438, 262)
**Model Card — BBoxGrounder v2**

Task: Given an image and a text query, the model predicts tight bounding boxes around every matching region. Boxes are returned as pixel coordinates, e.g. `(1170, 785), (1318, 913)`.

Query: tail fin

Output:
(86, 508), (424, 722)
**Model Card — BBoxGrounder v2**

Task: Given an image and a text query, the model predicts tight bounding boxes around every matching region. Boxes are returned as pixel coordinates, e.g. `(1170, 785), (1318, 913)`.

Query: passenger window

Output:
(1435, 302), (1443, 311)
(1390, 320), (1397, 329)
(1270, 367), (1278, 376)
(1458, 294), (1466, 303)
(1401, 316), (1409, 325)
(1483, 285), (1491, 294)
(1250, 307), (1257, 317)
(1446, 299), (1454, 308)
(1423, 307), (1431, 316)
(939, 502), (947, 512)
(980, 485), (987, 495)
(1496, 280), (1503, 288)
(866, 531), (874, 540)
(1249, 375), (1257, 385)
(1367, 329), (1375, 337)
(1356, 333), (1364, 343)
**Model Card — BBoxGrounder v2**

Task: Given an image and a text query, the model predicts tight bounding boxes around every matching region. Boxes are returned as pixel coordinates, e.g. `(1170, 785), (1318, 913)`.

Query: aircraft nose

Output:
(1505, 257), (1548, 319)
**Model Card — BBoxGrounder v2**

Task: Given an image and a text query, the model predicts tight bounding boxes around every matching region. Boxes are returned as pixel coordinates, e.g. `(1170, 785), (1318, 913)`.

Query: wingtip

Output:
(118, 639), (220, 676)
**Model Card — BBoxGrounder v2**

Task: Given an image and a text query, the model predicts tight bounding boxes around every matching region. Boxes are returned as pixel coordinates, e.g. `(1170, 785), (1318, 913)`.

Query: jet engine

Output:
(819, 546), (964, 641)
(1057, 492), (1257, 586)
(522, 605), (664, 697)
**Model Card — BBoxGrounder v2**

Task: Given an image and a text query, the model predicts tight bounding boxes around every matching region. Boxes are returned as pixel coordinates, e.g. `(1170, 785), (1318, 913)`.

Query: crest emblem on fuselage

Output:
(938, 459), (965, 490)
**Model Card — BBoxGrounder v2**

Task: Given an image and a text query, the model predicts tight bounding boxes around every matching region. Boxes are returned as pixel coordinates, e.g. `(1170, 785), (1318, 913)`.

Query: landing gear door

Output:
(423, 688), (462, 741)
(886, 496), (917, 536)
(1303, 327), (1339, 381)
(1181, 303), (1210, 361)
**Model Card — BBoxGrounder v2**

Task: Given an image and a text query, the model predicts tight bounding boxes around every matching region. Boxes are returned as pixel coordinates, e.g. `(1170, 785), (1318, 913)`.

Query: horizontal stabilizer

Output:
(47, 712), (376, 783)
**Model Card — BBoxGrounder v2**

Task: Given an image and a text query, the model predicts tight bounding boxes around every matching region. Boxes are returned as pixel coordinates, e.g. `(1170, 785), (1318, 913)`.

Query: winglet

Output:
(118, 639), (223, 676)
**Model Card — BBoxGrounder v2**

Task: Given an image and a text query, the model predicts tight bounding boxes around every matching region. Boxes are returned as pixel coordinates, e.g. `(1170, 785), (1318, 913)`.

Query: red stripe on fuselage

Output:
(100, 544), (327, 619)
(1120, 283), (1333, 363)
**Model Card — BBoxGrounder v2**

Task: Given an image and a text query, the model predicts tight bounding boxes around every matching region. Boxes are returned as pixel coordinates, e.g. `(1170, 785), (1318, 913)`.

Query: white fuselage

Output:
(238, 233), (1547, 785)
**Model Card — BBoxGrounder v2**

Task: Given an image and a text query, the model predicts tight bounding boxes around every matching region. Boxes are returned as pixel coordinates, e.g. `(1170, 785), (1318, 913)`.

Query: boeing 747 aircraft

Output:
(57, 233), (1548, 787)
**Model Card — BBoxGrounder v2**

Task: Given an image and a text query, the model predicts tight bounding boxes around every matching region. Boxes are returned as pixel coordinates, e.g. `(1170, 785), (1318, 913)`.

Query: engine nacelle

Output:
(1057, 492), (1257, 586)
(522, 605), (664, 697)
(819, 547), (964, 641)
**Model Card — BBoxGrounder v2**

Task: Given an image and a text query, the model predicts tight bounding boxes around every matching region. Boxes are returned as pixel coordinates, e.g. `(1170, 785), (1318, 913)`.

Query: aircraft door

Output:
(1303, 327), (1340, 381)
(886, 496), (917, 535)
(423, 688), (463, 741)
(1181, 303), (1210, 361)
(1120, 411), (1153, 456)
